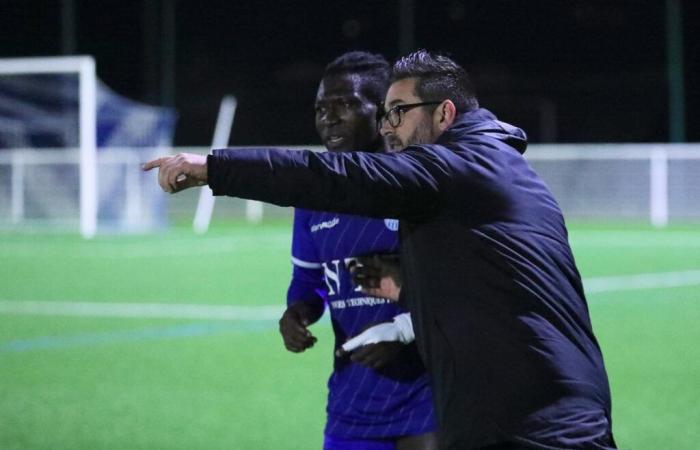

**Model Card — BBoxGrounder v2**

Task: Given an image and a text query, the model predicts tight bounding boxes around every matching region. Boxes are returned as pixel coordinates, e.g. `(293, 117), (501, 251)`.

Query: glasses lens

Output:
(389, 107), (401, 127)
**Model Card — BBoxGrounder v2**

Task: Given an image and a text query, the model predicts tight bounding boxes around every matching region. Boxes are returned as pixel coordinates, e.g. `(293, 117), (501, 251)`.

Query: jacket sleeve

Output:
(207, 147), (450, 221)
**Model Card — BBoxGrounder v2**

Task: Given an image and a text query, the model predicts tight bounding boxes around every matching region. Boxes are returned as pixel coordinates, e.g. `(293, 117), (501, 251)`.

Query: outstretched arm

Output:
(145, 147), (450, 221)
(206, 148), (446, 221)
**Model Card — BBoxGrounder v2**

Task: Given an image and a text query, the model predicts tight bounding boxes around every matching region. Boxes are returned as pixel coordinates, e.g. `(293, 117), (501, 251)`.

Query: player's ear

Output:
(433, 100), (456, 132)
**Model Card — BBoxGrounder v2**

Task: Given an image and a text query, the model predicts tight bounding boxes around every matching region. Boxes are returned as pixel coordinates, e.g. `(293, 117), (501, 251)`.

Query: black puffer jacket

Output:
(208, 108), (615, 450)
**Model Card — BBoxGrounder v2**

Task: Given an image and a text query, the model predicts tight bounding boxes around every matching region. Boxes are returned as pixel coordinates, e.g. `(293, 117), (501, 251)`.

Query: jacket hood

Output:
(436, 108), (528, 154)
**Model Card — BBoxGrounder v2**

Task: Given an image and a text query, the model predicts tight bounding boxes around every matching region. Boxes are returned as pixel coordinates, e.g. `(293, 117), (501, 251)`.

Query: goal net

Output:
(0, 56), (176, 237)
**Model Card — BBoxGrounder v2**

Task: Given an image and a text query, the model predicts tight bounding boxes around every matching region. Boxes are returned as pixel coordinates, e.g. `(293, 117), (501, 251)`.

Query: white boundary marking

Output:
(570, 231), (700, 248)
(1, 269), (698, 320)
(0, 234), (291, 259)
(0, 301), (283, 320)
(584, 269), (700, 294)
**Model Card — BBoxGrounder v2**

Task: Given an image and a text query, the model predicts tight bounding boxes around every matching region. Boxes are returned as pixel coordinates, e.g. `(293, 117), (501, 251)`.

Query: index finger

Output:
(142, 157), (167, 171)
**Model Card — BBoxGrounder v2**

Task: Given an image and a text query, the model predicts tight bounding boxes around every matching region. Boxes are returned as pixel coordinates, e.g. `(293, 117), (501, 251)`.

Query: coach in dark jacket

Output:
(145, 50), (615, 450)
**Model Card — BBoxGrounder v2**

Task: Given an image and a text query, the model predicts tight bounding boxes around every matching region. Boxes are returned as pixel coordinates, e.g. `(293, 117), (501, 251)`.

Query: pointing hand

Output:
(143, 153), (208, 193)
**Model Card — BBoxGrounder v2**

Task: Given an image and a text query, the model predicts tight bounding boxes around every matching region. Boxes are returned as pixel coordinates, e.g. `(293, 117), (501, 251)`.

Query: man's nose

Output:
(320, 108), (341, 125)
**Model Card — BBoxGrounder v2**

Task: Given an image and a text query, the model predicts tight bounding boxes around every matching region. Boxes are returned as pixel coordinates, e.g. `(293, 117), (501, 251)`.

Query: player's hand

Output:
(347, 254), (402, 301)
(142, 153), (208, 193)
(346, 342), (404, 370)
(278, 301), (321, 353)
(335, 313), (415, 369)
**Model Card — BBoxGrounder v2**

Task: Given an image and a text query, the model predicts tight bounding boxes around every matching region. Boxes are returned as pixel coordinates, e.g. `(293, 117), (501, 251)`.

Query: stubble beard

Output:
(404, 118), (436, 148)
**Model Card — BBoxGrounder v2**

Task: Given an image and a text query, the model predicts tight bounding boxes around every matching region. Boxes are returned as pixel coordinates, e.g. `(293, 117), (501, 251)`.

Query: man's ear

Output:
(433, 100), (457, 132)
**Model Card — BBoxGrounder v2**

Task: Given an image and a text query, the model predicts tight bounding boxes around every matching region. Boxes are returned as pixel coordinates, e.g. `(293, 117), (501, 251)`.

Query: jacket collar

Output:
(436, 108), (528, 154)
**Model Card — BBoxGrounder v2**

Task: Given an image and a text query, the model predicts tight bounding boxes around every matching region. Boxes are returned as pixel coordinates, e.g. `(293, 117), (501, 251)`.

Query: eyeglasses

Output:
(379, 101), (442, 128)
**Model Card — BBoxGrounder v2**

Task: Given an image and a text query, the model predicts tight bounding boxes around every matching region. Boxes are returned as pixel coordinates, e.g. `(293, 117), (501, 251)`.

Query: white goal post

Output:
(0, 56), (97, 238)
(525, 144), (700, 227)
(193, 95), (237, 234)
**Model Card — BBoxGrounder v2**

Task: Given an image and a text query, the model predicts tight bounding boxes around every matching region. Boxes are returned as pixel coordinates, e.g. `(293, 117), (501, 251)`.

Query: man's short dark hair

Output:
(391, 50), (479, 113)
(323, 51), (391, 106)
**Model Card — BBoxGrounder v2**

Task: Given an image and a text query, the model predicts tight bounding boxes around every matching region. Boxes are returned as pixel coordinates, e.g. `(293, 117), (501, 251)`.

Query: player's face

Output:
(315, 74), (383, 152)
(380, 77), (439, 151)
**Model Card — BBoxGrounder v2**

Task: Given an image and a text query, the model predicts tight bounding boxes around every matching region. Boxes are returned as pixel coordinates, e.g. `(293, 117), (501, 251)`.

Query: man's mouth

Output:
(385, 137), (404, 152)
(325, 135), (348, 149)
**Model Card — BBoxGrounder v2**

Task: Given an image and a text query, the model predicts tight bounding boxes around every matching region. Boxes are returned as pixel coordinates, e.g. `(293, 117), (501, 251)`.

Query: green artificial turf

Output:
(1, 220), (698, 449)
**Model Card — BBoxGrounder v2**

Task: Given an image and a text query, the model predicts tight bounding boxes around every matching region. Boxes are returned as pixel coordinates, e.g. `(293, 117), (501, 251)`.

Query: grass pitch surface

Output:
(1, 220), (699, 449)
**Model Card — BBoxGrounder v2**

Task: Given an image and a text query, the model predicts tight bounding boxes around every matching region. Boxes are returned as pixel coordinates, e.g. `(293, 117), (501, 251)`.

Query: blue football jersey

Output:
(287, 208), (436, 439)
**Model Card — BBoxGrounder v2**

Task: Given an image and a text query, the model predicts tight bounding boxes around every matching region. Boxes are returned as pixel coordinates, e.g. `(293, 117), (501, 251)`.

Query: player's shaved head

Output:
(323, 51), (390, 108)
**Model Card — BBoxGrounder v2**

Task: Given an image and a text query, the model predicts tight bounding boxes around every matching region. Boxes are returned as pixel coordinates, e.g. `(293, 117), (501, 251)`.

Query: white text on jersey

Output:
(311, 217), (340, 233)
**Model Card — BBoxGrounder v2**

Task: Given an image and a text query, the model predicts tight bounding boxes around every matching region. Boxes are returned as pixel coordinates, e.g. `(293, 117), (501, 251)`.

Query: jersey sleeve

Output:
(286, 208), (327, 307)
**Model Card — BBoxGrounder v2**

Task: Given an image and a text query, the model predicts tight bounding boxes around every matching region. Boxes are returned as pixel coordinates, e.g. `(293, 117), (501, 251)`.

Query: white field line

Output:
(569, 231), (700, 248)
(1, 270), (698, 320)
(0, 300), (284, 320)
(584, 269), (700, 294)
(0, 234), (291, 259)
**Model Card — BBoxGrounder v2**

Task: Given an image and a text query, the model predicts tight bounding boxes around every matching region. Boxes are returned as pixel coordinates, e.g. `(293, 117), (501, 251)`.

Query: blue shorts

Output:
(323, 434), (396, 450)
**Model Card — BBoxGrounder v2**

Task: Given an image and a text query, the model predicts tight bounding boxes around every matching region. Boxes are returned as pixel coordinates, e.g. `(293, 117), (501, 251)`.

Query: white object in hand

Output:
(341, 312), (415, 353)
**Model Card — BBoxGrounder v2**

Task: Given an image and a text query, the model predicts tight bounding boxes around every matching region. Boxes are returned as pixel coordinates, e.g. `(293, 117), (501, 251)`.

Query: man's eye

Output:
(315, 106), (327, 114)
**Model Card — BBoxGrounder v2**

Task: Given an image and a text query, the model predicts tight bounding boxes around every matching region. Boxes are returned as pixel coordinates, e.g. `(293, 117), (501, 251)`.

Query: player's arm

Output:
(281, 265), (326, 353)
(280, 208), (326, 353)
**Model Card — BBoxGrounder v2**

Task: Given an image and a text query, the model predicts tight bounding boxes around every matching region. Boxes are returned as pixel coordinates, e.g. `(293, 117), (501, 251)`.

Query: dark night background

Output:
(1, 0), (698, 146)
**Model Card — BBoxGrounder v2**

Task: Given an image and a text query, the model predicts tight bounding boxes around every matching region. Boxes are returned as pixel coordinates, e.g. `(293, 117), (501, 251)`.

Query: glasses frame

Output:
(379, 101), (443, 128)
